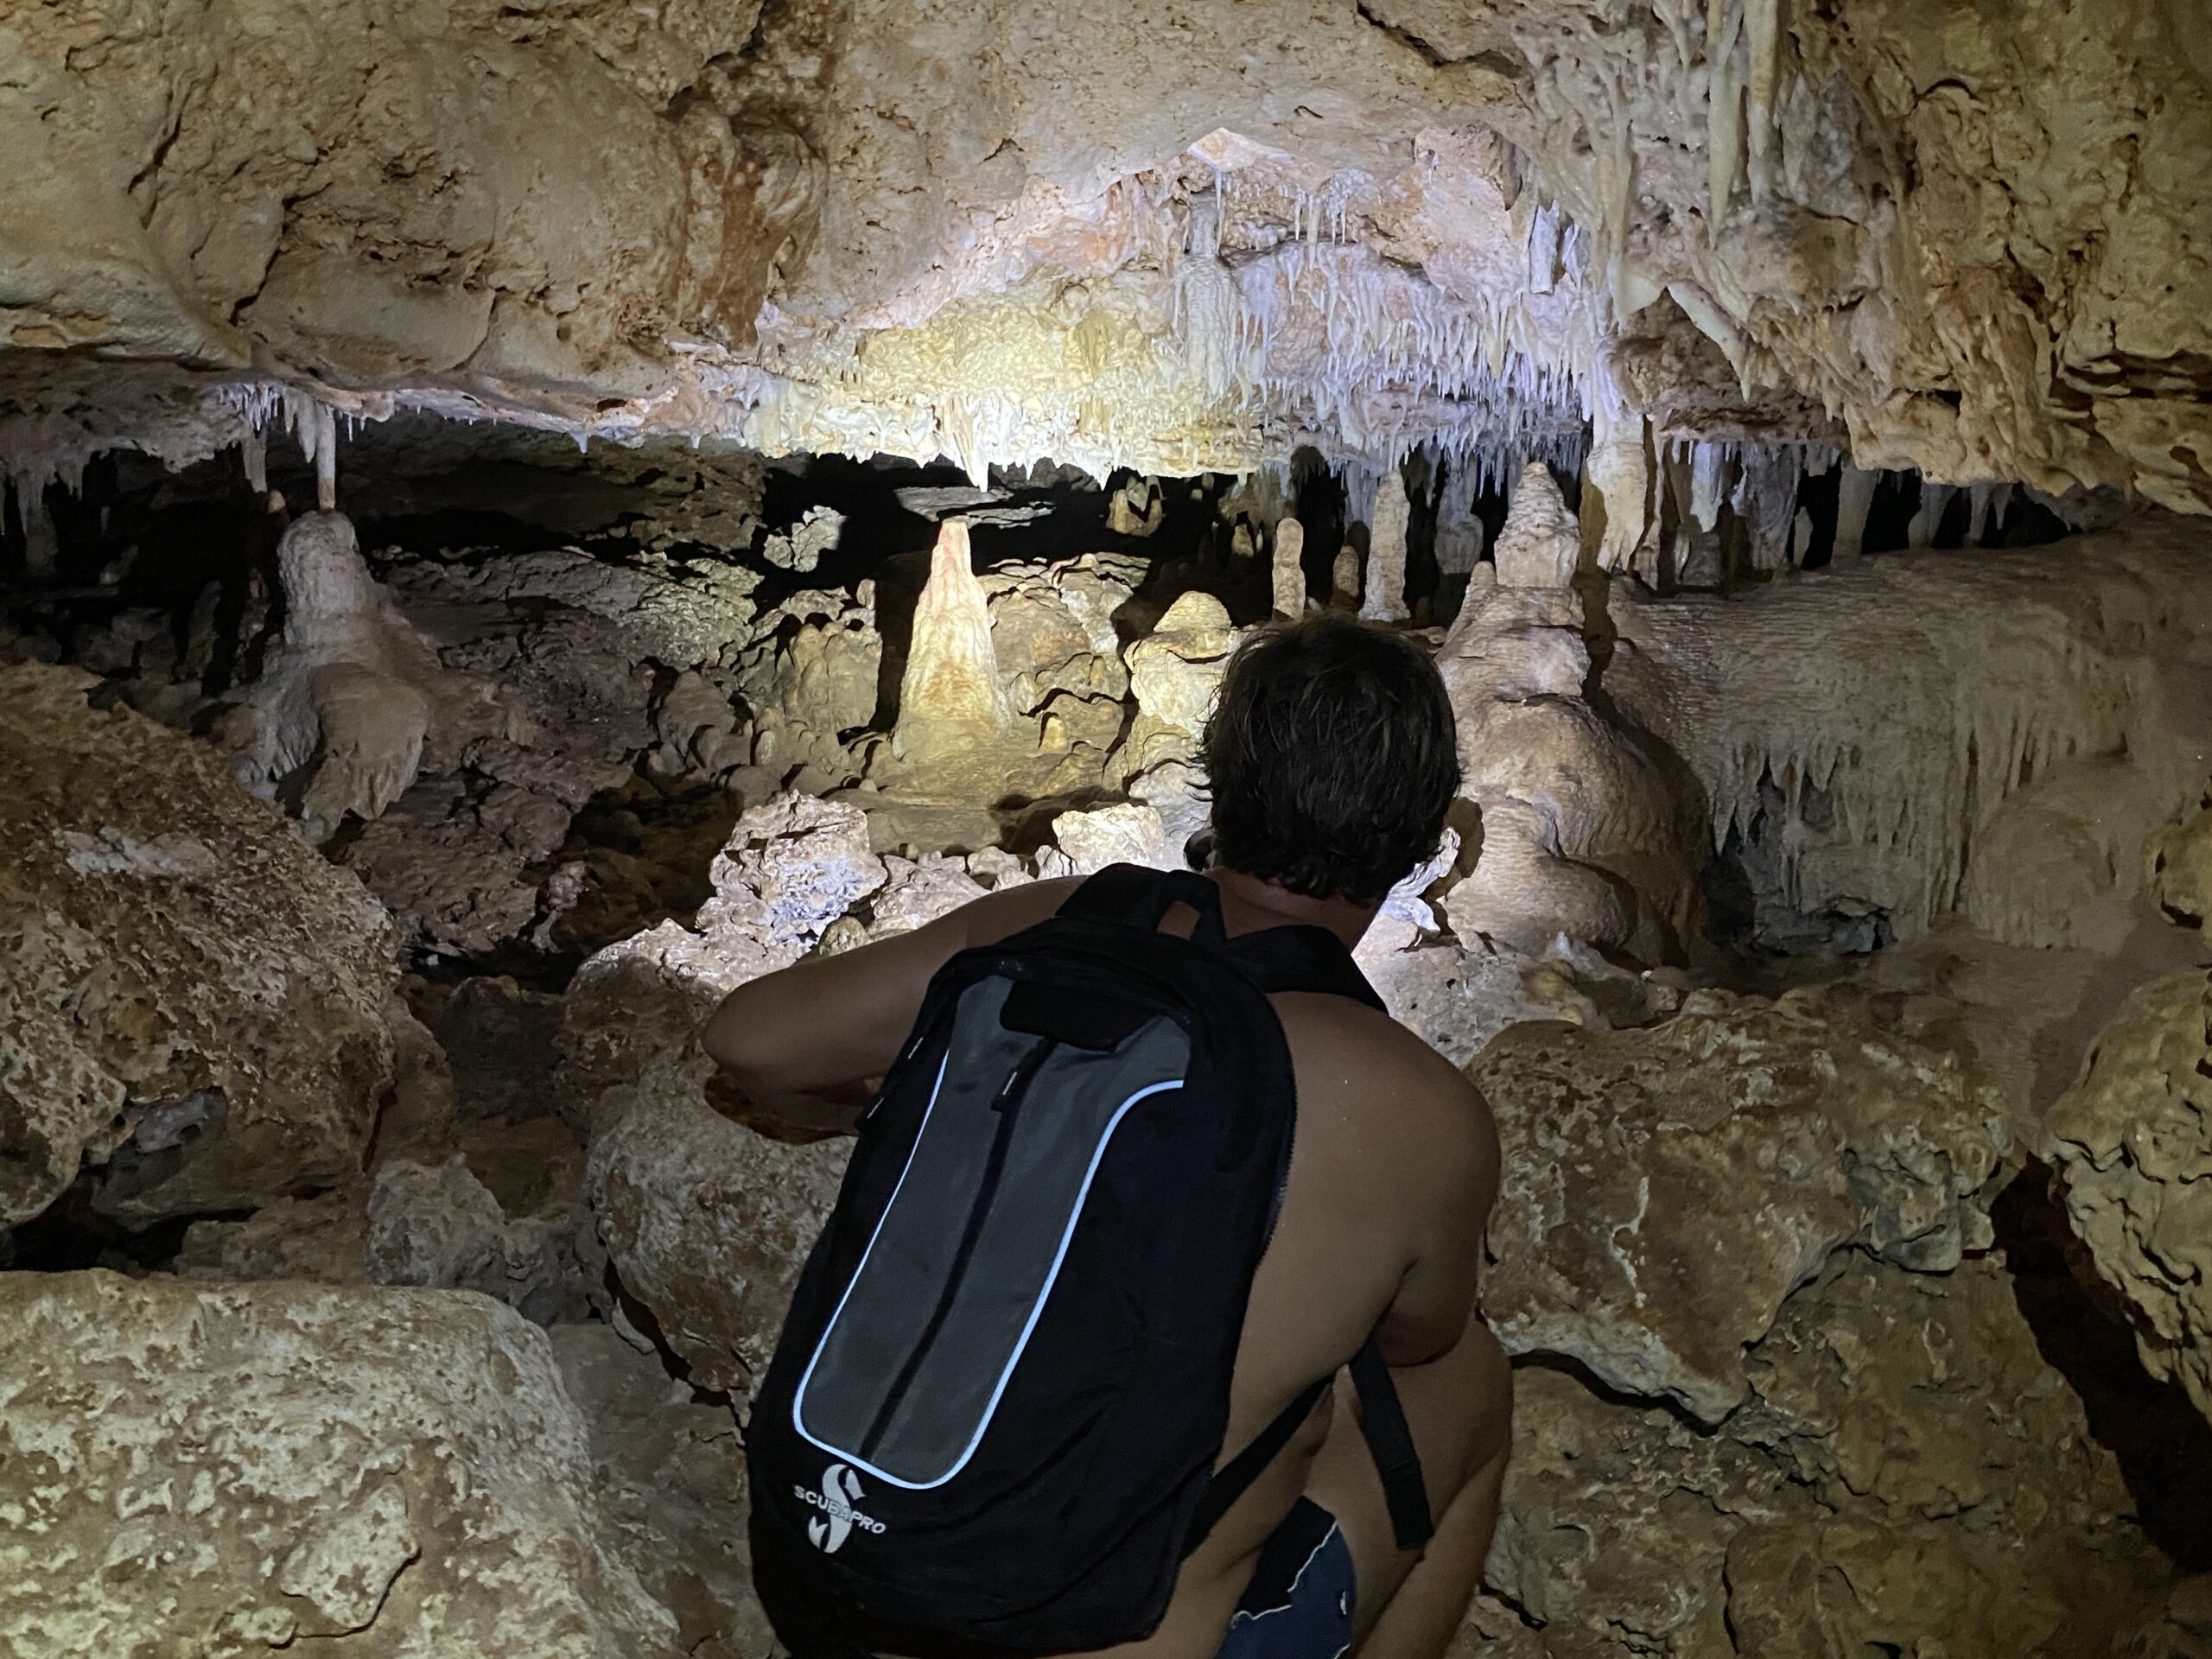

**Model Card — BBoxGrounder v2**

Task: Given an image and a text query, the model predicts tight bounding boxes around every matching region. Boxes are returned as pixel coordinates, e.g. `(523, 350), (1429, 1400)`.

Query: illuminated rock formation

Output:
(2043, 968), (2212, 1428)
(0, 664), (397, 1227)
(893, 521), (1013, 766)
(0, 1272), (681, 1656)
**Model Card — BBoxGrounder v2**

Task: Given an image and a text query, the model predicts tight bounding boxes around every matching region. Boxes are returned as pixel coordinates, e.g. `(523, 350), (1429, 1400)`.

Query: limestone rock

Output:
(2146, 787), (2212, 925)
(175, 1187), (373, 1286)
(1047, 802), (1179, 874)
(698, 791), (887, 957)
(0, 664), (397, 1226)
(588, 1073), (847, 1397)
(868, 854), (988, 938)
(1479, 1256), (2168, 1659)
(1356, 940), (1601, 1071)
(364, 1155), (586, 1324)
(1491, 466), (1580, 590)
(549, 1323), (772, 1659)
(0, 1271), (680, 1657)
(1436, 582), (1702, 962)
(436, 975), (568, 1122)
(1470, 988), (2009, 1421)
(2043, 968), (2212, 1425)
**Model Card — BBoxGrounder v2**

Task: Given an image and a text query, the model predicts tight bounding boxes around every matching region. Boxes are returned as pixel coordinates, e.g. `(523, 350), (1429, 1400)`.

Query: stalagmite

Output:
(1908, 481), (1955, 550)
(1360, 472), (1411, 623)
(1789, 507), (1815, 566)
(1833, 462), (1878, 560)
(1492, 463), (1580, 590)
(1330, 545), (1361, 610)
(893, 521), (1011, 760)
(1271, 516), (1306, 620)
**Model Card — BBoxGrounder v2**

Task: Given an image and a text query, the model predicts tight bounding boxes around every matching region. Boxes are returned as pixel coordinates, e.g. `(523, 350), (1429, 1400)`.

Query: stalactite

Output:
(1705, 0), (1745, 233)
(1744, 0), (1783, 205)
(1908, 481), (1955, 550)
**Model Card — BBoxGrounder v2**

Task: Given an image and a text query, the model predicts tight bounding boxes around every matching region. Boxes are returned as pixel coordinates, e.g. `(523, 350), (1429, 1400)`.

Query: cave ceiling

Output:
(2, 0), (2206, 508)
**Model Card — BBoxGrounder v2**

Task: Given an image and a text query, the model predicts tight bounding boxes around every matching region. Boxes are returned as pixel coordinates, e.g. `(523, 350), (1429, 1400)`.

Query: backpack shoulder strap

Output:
(1224, 924), (1385, 1012)
(1058, 862), (1228, 947)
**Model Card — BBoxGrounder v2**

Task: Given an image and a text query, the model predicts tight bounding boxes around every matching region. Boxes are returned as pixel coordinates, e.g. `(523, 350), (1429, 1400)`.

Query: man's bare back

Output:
(706, 866), (1512, 1659)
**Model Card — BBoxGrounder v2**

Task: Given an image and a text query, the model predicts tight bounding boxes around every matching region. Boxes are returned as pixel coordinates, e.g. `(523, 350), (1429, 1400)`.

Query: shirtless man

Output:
(705, 614), (1512, 1659)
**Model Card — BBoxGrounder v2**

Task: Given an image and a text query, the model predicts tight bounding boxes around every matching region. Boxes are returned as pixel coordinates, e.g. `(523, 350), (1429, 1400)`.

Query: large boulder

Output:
(1470, 987), (2010, 1421)
(588, 1069), (847, 1398)
(1480, 1257), (2169, 1659)
(2043, 967), (2212, 1426)
(0, 664), (397, 1227)
(550, 1323), (773, 1659)
(0, 1271), (681, 1656)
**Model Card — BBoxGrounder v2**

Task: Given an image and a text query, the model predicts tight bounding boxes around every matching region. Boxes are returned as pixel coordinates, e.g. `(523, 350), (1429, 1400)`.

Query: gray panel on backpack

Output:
(793, 976), (1191, 1489)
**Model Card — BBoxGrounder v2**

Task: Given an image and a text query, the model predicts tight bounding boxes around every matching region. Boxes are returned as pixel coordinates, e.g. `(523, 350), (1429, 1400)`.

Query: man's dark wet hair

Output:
(1200, 613), (1460, 906)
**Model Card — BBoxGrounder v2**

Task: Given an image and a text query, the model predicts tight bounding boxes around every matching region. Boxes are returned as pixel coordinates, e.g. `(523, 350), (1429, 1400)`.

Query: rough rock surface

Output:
(6, 0), (2209, 512)
(1479, 1256), (2171, 1659)
(232, 511), (454, 844)
(588, 1075), (847, 1398)
(2147, 789), (2212, 926)
(550, 1323), (772, 1659)
(0, 1271), (680, 1657)
(0, 664), (397, 1226)
(1470, 987), (2010, 1421)
(2043, 968), (2212, 1427)
(1610, 521), (2212, 950)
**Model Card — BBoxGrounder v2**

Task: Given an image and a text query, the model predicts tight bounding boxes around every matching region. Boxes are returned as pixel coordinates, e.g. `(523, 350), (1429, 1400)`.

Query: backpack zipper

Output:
(859, 1035), (1058, 1460)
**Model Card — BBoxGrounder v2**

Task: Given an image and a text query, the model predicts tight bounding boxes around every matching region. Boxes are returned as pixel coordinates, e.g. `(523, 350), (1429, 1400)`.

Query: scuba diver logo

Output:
(796, 1462), (885, 1554)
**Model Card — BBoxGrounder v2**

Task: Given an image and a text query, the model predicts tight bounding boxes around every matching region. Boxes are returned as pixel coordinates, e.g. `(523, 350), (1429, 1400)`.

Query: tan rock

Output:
(0, 664), (397, 1226)
(2043, 967), (2212, 1426)
(549, 1323), (773, 1659)
(1478, 1256), (2168, 1659)
(588, 1068), (847, 1398)
(1126, 592), (1239, 740)
(1470, 988), (2009, 1421)
(0, 1271), (680, 1657)
(2146, 787), (2212, 925)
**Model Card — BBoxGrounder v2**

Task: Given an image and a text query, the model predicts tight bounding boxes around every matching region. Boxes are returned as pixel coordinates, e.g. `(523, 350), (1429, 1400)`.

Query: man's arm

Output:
(1369, 1052), (1500, 1368)
(701, 876), (1080, 1132)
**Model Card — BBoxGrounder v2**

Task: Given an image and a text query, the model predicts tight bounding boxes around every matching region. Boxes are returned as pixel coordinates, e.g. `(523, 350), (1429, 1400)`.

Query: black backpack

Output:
(747, 864), (1433, 1659)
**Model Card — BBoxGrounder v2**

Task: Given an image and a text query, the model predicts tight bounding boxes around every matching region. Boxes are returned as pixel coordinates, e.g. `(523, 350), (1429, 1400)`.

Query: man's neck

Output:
(1207, 866), (1382, 952)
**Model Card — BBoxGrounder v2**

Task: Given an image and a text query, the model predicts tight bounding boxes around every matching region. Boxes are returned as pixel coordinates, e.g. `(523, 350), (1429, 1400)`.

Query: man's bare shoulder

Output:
(1272, 991), (1497, 1183)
